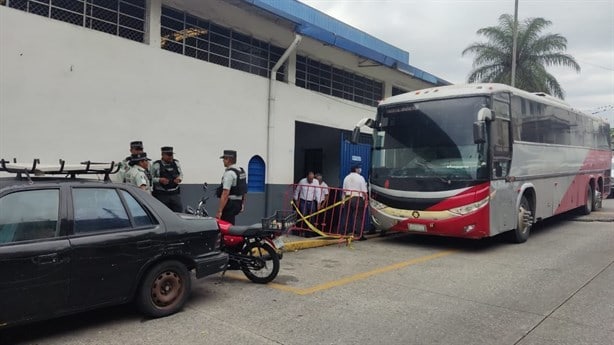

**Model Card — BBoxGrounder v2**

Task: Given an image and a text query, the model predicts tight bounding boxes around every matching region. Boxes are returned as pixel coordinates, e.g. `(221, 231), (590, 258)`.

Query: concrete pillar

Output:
(383, 81), (392, 98)
(145, 0), (161, 47)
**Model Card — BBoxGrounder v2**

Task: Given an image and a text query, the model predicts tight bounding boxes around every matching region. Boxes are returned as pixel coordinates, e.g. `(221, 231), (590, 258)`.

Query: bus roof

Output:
(379, 83), (606, 123)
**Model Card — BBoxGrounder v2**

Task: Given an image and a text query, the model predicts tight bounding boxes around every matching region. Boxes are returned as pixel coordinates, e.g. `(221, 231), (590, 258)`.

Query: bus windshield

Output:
(372, 96), (489, 186)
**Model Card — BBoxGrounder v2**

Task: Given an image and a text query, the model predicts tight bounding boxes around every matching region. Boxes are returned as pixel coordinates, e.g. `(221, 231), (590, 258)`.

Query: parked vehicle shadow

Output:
(376, 209), (577, 253)
(0, 304), (138, 345)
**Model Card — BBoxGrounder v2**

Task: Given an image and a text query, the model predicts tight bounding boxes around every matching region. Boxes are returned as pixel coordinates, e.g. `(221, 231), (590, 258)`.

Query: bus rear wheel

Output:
(508, 196), (532, 243)
(579, 184), (594, 215)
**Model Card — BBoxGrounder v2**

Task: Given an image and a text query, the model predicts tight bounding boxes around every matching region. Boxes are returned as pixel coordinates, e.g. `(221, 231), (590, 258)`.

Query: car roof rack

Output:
(0, 158), (120, 182)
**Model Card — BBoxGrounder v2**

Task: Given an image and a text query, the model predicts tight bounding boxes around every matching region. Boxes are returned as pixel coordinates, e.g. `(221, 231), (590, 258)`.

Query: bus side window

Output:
(492, 117), (512, 179)
(494, 161), (509, 178)
(493, 119), (511, 156)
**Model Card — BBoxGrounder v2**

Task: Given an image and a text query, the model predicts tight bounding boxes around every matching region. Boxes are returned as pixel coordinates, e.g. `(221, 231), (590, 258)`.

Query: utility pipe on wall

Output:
(265, 34), (302, 215)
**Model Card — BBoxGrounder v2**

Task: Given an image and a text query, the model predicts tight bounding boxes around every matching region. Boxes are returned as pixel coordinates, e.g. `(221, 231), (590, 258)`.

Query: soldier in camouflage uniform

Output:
(151, 146), (184, 212)
(117, 141), (144, 183)
(125, 152), (152, 193)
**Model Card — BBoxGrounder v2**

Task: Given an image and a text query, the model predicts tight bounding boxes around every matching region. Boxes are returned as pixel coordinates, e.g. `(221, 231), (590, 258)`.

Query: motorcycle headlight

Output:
(449, 196), (489, 215)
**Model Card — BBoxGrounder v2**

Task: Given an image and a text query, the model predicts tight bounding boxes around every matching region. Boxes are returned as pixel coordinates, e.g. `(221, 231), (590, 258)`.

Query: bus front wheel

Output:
(508, 196), (532, 243)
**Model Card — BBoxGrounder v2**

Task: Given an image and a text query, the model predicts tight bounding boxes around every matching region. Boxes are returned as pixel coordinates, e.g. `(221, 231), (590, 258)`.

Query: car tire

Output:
(137, 260), (191, 318)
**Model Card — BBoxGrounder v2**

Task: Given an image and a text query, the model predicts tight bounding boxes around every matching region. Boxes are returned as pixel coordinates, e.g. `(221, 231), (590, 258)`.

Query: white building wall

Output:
(0, 6), (374, 184)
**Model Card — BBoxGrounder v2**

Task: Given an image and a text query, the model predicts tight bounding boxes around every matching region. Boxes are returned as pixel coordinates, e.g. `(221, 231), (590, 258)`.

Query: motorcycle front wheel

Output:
(240, 242), (280, 284)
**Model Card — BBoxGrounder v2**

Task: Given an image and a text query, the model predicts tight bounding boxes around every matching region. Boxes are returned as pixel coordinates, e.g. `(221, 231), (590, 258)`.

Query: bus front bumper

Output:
(371, 204), (490, 239)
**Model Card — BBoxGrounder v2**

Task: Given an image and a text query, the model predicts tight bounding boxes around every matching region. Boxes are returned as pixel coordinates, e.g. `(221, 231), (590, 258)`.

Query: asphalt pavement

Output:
(5, 205), (611, 345)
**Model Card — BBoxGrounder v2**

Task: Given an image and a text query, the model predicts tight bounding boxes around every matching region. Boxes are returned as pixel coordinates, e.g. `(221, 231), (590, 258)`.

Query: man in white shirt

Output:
(293, 171), (320, 218)
(342, 165), (368, 240)
(315, 173), (329, 210)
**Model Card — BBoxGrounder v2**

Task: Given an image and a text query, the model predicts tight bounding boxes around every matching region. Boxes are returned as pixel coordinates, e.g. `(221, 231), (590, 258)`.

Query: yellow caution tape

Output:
(291, 196), (356, 240)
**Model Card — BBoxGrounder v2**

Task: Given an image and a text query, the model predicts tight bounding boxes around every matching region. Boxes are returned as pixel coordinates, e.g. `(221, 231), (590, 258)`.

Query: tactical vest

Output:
(154, 159), (180, 192)
(216, 167), (247, 198)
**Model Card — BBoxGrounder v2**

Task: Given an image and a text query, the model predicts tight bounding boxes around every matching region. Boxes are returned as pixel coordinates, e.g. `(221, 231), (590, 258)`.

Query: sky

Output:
(300, 0), (614, 124)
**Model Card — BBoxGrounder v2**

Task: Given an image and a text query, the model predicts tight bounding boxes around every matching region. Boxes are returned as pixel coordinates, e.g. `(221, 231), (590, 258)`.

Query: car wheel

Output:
(137, 260), (191, 318)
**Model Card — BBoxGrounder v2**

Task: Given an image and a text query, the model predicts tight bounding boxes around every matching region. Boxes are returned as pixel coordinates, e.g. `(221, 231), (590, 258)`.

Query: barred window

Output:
(296, 55), (383, 107)
(161, 5), (285, 81)
(3, 0), (145, 42)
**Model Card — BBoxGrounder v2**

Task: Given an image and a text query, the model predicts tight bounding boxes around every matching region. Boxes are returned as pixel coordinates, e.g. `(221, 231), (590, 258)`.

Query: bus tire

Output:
(579, 184), (594, 215)
(508, 195), (532, 243)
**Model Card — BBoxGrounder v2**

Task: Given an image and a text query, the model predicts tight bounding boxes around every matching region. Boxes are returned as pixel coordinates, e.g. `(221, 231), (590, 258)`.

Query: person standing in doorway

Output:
(151, 146), (183, 212)
(315, 173), (329, 210)
(342, 164), (368, 240)
(293, 171), (320, 217)
(315, 173), (330, 230)
(126, 152), (152, 193)
(117, 141), (144, 183)
(215, 150), (247, 224)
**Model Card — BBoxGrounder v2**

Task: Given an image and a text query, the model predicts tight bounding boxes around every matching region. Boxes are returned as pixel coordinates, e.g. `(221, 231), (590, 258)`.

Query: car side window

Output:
(72, 188), (130, 234)
(120, 190), (156, 227)
(0, 189), (60, 244)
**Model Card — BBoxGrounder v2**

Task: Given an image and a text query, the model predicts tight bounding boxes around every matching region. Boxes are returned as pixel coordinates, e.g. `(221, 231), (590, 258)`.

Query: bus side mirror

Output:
(350, 127), (361, 144)
(477, 108), (493, 121)
(473, 121), (486, 144)
(350, 118), (376, 144)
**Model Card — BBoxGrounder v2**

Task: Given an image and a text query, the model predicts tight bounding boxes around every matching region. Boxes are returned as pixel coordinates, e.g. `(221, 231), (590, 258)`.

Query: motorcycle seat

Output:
(227, 223), (263, 237)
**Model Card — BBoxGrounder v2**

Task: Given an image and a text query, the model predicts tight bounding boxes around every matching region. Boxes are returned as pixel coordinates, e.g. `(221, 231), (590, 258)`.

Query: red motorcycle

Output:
(186, 183), (288, 283)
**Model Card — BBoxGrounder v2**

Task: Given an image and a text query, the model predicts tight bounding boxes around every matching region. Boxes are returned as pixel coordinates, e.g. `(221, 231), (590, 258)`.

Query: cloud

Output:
(301, 0), (614, 113)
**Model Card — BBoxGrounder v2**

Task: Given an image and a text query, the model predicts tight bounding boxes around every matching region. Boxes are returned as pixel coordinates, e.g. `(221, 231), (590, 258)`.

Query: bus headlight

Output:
(370, 199), (387, 210)
(449, 197), (489, 216)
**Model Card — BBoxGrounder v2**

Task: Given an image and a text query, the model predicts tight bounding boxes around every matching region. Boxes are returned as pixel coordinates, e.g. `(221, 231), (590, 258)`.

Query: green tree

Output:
(462, 14), (580, 99)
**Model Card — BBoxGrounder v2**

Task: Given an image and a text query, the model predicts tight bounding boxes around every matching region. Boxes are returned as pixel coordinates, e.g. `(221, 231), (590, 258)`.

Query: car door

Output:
(0, 188), (70, 326)
(67, 186), (165, 309)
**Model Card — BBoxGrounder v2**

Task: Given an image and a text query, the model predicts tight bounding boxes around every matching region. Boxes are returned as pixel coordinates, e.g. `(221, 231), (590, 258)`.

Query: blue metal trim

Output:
(239, 0), (450, 86)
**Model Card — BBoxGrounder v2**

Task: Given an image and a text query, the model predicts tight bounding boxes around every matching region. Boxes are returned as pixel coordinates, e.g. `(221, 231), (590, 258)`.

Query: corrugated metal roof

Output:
(239, 0), (450, 86)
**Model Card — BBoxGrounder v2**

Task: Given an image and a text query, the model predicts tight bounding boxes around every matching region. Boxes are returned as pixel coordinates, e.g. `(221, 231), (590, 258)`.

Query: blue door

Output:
(340, 132), (372, 231)
(339, 132), (371, 183)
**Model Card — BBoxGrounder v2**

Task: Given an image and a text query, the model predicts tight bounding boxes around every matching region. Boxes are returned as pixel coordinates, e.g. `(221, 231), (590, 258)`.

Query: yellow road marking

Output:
(224, 250), (456, 295)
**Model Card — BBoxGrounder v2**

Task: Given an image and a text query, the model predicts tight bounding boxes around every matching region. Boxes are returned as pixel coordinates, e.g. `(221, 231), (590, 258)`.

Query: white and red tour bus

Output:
(352, 83), (612, 242)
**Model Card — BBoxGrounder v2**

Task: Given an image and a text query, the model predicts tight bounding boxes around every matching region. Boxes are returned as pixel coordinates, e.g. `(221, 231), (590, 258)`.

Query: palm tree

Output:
(462, 14), (580, 99)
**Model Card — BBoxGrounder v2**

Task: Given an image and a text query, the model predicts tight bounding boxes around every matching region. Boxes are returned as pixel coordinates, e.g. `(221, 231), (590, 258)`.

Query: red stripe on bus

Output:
(426, 182), (490, 211)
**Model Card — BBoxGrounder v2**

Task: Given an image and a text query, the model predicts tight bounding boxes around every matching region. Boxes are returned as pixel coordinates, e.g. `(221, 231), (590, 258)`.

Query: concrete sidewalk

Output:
(573, 198), (614, 222)
(280, 199), (614, 252)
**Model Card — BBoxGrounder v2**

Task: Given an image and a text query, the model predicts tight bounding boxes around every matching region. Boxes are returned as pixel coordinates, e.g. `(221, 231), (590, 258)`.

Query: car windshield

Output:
(372, 96), (489, 185)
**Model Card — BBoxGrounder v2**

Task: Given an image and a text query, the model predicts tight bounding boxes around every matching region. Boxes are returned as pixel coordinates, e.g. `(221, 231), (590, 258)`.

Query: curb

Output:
(282, 237), (343, 251)
(573, 215), (614, 222)
(281, 232), (387, 252)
